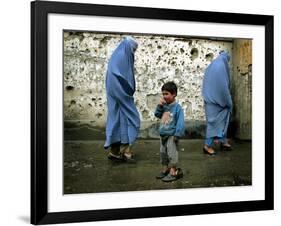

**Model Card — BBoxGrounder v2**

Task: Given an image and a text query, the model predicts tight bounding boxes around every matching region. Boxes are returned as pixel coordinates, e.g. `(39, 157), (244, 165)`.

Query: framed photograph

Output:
(31, 0), (274, 224)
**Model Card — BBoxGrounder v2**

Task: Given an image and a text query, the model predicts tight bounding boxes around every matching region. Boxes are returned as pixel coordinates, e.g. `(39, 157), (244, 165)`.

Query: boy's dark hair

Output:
(161, 81), (177, 95)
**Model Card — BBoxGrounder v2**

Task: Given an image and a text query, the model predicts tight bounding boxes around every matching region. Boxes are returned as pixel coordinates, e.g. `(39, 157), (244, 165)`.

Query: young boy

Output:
(154, 81), (185, 182)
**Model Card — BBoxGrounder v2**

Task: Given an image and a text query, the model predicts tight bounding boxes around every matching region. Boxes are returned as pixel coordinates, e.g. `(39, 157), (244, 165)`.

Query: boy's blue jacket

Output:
(154, 102), (185, 137)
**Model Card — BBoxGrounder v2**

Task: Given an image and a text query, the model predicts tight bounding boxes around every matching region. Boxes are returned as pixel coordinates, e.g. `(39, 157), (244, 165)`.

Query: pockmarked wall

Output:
(64, 32), (235, 139)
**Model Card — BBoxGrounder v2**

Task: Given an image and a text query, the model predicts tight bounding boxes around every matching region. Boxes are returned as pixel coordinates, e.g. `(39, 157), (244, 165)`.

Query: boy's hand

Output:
(159, 98), (166, 106)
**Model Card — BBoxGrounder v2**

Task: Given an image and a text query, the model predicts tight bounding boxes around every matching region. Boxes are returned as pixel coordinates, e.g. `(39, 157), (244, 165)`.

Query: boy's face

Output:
(162, 90), (176, 104)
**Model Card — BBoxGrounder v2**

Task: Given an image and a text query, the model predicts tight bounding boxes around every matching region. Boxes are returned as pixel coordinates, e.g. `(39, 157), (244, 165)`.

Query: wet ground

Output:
(64, 139), (251, 194)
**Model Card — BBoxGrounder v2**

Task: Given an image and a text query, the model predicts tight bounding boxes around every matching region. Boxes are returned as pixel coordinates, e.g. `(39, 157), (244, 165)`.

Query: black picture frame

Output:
(31, 0), (274, 224)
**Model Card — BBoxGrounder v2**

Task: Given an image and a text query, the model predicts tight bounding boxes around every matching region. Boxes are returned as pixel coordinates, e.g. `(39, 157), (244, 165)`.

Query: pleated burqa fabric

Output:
(202, 51), (232, 139)
(104, 37), (140, 149)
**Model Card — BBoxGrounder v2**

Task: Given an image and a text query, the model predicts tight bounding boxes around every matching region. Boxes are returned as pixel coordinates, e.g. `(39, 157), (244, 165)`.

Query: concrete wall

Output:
(64, 32), (236, 139)
(231, 40), (252, 140)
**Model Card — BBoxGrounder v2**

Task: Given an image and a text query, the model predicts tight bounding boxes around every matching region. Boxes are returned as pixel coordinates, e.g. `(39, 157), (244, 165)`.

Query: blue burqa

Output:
(202, 51), (232, 139)
(104, 37), (140, 149)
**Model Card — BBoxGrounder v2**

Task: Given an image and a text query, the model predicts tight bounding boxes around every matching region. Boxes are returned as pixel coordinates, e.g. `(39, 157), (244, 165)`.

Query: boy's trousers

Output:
(160, 136), (178, 167)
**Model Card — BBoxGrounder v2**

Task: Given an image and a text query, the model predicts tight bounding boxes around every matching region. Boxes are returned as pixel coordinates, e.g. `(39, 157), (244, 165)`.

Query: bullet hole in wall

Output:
(190, 48), (199, 60)
(142, 109), (150, 118)
(205, 53), (214, 61)
(96, 113), (103, 118)
(66, 86), (74, 91)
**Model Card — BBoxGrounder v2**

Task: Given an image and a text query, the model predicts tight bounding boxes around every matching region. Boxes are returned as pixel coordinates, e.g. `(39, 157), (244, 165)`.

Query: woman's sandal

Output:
(203, 146), (216, 156)
(122, 154), (136, 164)
(107, 152), (123, 161)
(220, 143), (232, 151)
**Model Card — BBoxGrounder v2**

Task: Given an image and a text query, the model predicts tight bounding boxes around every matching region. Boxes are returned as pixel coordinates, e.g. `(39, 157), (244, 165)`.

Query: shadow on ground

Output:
(64, 139), (251, 194)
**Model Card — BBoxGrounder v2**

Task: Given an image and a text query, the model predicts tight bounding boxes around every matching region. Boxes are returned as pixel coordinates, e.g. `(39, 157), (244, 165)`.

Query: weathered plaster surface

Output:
(64, 32), (234, 138)
(232, 40), (252, 139)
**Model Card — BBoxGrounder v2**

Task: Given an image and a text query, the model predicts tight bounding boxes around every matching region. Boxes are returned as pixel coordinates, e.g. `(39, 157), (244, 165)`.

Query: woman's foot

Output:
(203, 145), (216, 155)
(220, 142), (232, 151)
(122, 153), (136, 163)
(107, 152), (123, 161)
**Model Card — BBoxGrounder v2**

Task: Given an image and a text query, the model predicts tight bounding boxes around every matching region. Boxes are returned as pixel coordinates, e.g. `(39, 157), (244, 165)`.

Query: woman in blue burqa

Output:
(104, 36), (140, 162)
(202, 50), (233, 155)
